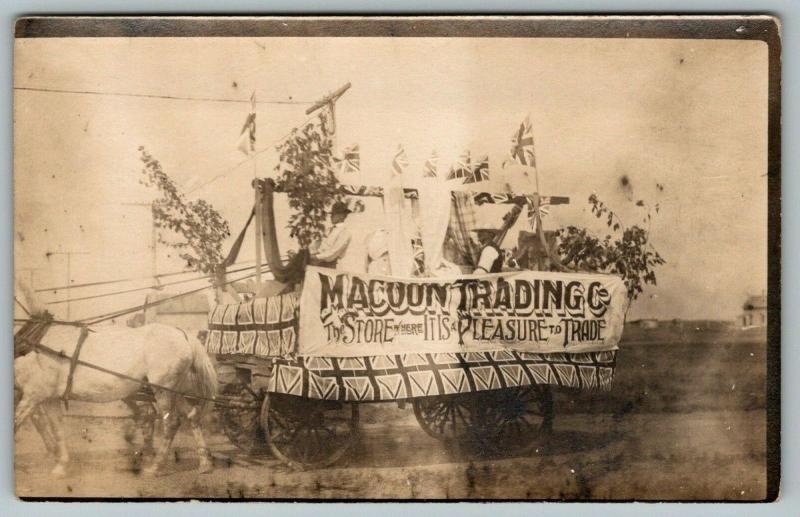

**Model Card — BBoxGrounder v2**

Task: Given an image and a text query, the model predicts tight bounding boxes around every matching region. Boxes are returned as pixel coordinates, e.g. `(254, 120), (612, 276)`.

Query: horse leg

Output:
(141, 403), (157, 456)
(144, 394), (181, 476)
(185, 403), (213, 474)
(14, 394), (38, 433)
(30, 405), (58, 456)
(41, 401), (70, 477)
(122, 398), (142, 445)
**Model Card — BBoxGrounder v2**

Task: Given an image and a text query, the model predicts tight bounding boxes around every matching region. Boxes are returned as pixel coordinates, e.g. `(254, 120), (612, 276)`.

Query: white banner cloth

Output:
(298, 266), (628, 357)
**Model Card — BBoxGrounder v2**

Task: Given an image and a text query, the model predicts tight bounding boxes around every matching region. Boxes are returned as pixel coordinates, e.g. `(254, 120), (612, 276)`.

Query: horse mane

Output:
(14, 311), (54, 358)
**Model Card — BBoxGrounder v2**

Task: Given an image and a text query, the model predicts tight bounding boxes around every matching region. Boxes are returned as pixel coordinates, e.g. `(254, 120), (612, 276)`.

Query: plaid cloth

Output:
(411, 236), (426, 276)
(448, 191), (480, 266)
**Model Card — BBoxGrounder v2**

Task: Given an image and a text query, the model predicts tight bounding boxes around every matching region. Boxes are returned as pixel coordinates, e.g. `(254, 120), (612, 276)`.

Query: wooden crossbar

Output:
(266, 180), (569, 206)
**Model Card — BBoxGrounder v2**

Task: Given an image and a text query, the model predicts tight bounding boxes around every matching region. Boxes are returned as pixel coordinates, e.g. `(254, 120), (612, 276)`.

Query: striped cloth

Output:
(206, 292), (299, 357)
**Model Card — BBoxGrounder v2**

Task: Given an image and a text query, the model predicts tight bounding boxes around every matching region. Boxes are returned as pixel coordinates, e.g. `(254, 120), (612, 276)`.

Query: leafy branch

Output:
(557, 193), (665, 303)
(273, 111), (342, 249)
(138, 147), (231, 275)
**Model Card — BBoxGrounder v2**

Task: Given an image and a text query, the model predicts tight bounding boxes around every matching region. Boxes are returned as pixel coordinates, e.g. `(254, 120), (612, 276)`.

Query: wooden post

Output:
(254, 167), (263, 291)
(306, 82), (350, 146)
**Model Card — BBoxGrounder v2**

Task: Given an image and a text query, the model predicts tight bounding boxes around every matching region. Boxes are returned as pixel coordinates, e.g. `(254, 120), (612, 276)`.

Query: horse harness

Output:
(14, 314), (92, 409)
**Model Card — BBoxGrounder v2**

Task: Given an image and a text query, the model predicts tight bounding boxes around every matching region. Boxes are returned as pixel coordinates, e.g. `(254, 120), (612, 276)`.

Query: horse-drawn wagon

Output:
(206, 177), (627, 469)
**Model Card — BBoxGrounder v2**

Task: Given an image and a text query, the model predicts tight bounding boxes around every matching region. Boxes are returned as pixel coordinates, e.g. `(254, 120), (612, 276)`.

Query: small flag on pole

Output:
(464, 155), (489, 184)
(446, 150), (472, 182)
(236, 91), (257, 156)
(392, 145), (409, 177)
(423, 150), (439, 178)
(333, 144), (360, 174)
(527, 200), (550, 230)
(510, 114), (536, 167)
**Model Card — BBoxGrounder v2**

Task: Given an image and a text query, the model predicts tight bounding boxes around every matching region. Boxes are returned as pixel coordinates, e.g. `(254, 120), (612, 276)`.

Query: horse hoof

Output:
(142, 465), (162, 477)
(51, 464), (67, 477)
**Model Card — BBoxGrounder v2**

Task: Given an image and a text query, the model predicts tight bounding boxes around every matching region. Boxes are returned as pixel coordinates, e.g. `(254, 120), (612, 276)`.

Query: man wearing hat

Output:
(310, 200), (353, 269)
(471, 221), (504, 274)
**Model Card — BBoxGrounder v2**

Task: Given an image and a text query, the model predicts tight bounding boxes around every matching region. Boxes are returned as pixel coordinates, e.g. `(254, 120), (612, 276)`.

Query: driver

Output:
(310, 201), (352, 269)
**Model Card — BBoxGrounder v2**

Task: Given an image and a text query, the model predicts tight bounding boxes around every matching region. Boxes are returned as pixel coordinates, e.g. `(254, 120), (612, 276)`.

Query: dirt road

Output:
(15, 334), (768, 500)
(15, 405), (765, 500)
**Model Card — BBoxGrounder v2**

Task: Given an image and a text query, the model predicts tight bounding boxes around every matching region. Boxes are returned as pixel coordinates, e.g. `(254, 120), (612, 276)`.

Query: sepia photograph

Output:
(12, 16), (779, 501)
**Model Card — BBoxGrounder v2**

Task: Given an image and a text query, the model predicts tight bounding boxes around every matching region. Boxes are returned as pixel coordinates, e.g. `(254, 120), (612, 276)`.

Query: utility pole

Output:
(121, 201), (159, 285)
(46, 250), (89, 320)
(17, 267), (42, 290)
(16, 267), (42, 315)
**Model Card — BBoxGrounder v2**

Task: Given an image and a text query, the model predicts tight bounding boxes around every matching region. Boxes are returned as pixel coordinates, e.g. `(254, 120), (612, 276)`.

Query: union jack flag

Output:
(333, 144), (360, 175)
(527, 198), (550, 230)
(510, 114), (536, 167)
(464, 155), (489, 184)
(447, 150), (472, 181)
(392, 145), (409, 177)
(423, 150), (438, 178)
(236, 91), (257, 156)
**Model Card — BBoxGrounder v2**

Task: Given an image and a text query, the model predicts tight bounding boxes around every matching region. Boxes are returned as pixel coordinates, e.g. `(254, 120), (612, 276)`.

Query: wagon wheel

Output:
(470, 385), (554, 455)
(260, 393), (359, 469)
(218, 383), (268, 455)
(412, 394), (478, 444)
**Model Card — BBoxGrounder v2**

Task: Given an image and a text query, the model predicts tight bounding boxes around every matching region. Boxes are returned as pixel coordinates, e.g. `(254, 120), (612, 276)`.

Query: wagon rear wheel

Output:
(471, 385), (554, 454)
(261, 393), (359, 469)
(412, 394), (477, 444)
(218, 383), (268, 455)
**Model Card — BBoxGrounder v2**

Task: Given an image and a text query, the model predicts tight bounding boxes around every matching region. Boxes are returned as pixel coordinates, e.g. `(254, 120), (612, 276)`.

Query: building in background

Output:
(740, 293), (767, 329)
(140, 291), (211, 340)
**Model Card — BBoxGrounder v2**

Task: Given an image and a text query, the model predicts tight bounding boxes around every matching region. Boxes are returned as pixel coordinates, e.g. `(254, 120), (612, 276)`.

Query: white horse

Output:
(14, 317), (218, 477)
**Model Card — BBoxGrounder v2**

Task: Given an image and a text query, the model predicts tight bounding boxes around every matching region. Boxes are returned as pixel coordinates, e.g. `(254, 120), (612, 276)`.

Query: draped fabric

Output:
(206, 293), (299, 357)
(213, 209), (254, 292)
(257, 179), (309, 284)
(269, 351), (617, 401)
(448, 191), (481, 267)
(383, 179), (415, 277)
(417, 178), (452, 275)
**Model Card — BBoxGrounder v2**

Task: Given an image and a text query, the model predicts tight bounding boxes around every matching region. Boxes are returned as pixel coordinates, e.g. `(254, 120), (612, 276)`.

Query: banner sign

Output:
(299, 267), (628, 357)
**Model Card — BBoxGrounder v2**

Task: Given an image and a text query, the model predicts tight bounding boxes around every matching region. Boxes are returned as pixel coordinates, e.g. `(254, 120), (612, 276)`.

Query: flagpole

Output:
(252, 92), (263, 292)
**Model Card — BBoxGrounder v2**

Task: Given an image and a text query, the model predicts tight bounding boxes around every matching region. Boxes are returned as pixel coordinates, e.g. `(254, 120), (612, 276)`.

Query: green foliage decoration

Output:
(273, 111), (342, 249)
(557, 193), (665, 303)
(139, 146), (231, 275)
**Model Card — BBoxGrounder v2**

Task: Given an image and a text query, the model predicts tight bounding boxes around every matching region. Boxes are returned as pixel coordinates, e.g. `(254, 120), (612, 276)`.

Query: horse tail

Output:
(188, 336), (218, 404)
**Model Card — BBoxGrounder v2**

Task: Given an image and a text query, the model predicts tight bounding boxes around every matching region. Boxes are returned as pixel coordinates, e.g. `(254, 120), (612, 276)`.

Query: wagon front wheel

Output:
(218, 383), (268, 455)
(260, 393), (359, 469)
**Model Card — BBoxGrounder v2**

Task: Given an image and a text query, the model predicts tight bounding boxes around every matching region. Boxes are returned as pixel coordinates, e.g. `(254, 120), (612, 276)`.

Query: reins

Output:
(29, 342), (258, 410)
(13, 266), (266, 328)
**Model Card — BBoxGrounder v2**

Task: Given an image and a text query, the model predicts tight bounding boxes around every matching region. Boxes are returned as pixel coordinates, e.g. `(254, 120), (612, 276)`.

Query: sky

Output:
(13, 36), (768, 321)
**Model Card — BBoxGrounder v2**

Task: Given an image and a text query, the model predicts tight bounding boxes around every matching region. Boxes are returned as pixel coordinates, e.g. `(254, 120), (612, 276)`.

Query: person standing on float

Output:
(471, 223), (504, 274)
(310, 201), (353, 269)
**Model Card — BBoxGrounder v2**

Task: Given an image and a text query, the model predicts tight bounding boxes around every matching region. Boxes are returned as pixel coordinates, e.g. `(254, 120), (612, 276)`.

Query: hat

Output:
(331, 201), (352, 216)
(471, 219), (502, 233)
(471, 226), (501, 234)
